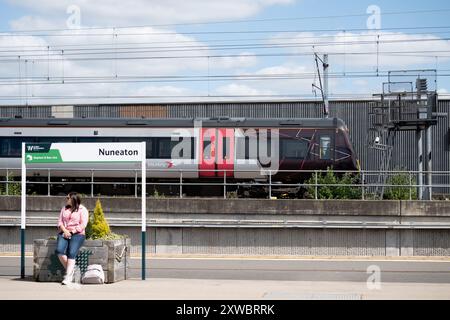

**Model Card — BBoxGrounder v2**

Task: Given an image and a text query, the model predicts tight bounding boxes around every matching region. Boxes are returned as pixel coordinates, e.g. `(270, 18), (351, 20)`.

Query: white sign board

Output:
(25, 142), (144, 163)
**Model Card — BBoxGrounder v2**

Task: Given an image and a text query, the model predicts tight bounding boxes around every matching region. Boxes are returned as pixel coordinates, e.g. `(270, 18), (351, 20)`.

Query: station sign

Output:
(24, 143), (144, 163)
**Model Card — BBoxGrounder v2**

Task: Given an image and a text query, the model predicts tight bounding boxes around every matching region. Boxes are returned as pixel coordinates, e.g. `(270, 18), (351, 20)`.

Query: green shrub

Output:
(384, 172), (417, 200)
(86, 199), (112, 240)
(0, 172), (21, 195)
(151, 189), (165, 198)
(305, 168), (362, 199)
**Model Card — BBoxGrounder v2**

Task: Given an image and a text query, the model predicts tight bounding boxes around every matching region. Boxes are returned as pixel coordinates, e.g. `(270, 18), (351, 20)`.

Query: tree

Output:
(86, 199), (111, 240)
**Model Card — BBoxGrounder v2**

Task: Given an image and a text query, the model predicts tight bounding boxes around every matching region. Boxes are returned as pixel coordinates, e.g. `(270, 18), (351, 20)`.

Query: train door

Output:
(217, 128), (234, 177)
(199, 128), (234, 177)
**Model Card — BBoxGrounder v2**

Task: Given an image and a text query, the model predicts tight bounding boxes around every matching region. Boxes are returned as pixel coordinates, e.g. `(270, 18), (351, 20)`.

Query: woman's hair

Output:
(67, 192), (81, 213)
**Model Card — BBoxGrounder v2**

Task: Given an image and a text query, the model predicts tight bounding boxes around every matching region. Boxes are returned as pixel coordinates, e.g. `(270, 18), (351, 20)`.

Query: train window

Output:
(157, 137), (194, 159)
(259, 137), (272, 159)
(174, 137), (194, 159)
(191, 138), (196, 159)
(203, 138), (212, 160)
(235, 137), (244, 159)
(0, 137), (35, 157)
(158, 138), (174, 159)
(320, 136), (332, 160)
(236, 134), (268, 160)
(223, 137), (230, 159)
(281, 138), (309, 159)
(116, 137), (153, 158)
(246, 135), (259, 160)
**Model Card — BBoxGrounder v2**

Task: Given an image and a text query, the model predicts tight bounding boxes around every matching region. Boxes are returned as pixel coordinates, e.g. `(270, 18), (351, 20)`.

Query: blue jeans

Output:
(55, 233), (85, 259)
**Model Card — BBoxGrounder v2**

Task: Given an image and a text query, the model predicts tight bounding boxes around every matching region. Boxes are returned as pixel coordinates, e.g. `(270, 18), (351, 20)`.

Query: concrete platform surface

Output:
(1, 276), (450, 300)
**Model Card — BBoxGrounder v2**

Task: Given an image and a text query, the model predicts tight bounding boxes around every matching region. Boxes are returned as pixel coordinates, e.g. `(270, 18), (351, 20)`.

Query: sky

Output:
(0, 0), (449, 105)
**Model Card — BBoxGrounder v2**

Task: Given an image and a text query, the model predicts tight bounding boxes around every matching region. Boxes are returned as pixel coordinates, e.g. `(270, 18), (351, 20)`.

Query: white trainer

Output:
(61, 272), (73, 285)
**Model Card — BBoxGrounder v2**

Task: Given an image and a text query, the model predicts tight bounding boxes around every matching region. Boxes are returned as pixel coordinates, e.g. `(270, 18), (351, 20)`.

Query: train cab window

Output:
(281, 138), (309, 159)
(0, 137), (35, 157)
(116, 137), (153, 158)
(320, 136), (332, 160)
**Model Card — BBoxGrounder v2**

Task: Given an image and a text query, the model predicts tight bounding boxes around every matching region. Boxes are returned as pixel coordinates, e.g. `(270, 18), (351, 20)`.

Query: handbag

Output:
(81, 264), (105, 284)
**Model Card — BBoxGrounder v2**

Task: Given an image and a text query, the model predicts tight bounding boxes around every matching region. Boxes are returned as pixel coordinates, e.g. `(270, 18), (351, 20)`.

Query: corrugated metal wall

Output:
(0, 105), (51, 118)
(3, 226), (450, 256)
(182, 228), (386, 256)
(2, 100), (449, 188)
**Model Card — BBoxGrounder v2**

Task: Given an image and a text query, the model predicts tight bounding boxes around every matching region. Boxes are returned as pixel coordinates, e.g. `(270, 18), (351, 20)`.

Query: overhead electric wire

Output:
(3, 25), (450, 37)
(2, 93), (450, 103)
(0, 37), (448, 59)
(0, 93), (412, 100)
(0, 15), (448, 105)
(2, 30), (450, 52)
(0, 71), (447, 87)
(2, 8), (450, 34)
(1, 50), (450, 64)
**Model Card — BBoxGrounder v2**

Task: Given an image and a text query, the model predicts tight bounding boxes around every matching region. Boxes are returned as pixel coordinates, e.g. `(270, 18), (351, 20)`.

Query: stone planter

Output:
(33, 237), (131, 283)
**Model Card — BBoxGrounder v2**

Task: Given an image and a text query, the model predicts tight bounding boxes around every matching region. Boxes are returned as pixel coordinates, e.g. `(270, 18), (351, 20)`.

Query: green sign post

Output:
(21, 142), (147, 280)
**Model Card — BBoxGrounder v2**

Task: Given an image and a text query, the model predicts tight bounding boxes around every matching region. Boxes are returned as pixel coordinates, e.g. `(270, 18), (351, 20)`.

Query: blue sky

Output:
(0, 0), (449, 105)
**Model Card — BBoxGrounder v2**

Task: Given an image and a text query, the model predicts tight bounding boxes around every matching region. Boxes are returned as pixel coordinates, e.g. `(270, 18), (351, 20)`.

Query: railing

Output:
(0, 167), (448, 200)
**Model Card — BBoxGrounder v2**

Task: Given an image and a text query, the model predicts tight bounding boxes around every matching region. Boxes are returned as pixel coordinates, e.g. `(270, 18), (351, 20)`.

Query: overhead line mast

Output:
(312, 53), (329, 118)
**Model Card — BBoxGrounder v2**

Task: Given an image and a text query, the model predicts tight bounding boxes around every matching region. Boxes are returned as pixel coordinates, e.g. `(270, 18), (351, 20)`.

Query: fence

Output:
(1, 167), (448, 200)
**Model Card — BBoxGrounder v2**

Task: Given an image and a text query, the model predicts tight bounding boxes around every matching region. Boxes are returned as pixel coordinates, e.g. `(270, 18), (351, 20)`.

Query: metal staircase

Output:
(367, 70), (439, 200)
(368, 127), (397, 199)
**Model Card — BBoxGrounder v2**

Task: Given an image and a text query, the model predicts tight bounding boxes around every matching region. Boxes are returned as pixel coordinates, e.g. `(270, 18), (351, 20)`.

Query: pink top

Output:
(57, 204), (89, 235)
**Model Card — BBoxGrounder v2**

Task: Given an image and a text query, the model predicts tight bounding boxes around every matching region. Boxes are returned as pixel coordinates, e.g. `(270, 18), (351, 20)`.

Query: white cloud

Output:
(0, 25), (261, 104)
(9, 15), (58, 31)
(133, 85), (192, 96)
(230, 62), (340, 95)
(210, 61), (342, 100)
(254, 64), (308, 75)
(269, 31), (450, 68)
(5, 1), (449, 104)
(214, 52), (258, 70)
(215, 83), (274, 96)
(7, 0), (295, 28)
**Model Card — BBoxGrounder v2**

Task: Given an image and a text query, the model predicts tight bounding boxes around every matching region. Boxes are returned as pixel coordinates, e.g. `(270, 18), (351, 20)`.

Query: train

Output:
(0, 116), (359, 197)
